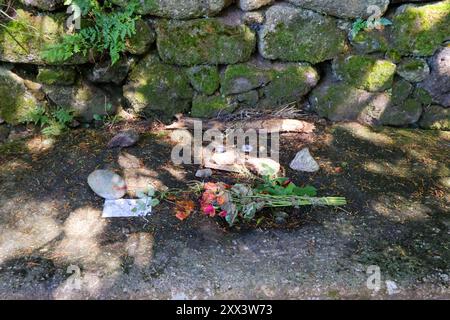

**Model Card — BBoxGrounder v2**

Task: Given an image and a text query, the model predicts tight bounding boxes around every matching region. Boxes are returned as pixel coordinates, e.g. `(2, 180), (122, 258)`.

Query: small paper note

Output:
(102, 199), (152, 218)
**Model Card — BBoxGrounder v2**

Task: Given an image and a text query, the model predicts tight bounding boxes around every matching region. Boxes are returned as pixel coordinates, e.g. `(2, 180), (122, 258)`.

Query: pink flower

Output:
(219, 211), (228, 218)
(202, 204), (216, 217)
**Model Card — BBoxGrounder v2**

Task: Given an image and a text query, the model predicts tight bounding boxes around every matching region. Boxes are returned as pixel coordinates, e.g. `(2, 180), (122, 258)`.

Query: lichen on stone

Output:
(0, 67), (42, 124)
(333, 55), (396, 92)
(191, 94), (236, 118)
(391, 1), (450, 57)
(37, 66), (77, 85)
(186, 65), (220, 95)
(258, 4), (347, 64)
(156, 18), (256, 66)
(123, 53), (193, 118)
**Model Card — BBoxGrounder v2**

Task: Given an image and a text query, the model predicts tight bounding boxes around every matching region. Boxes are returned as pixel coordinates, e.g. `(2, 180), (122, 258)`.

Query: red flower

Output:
(201, 191), (216, 204)
(219, 210), (227, 218)
(202, 204), (216, 217)
(204, 182), (218, 192)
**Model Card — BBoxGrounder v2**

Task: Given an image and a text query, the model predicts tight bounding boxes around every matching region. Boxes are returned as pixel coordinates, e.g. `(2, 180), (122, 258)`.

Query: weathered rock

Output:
(0, 67), (42, 124)
(221, 62), (271, 95)
(391, 1), (450, 57)
(350, 29), (389, 54)
(191, 94), (237, 118)
(221, 59), (319, 107)
(287, 0), (389, 19)
(37, 66), (77, 85)
(258, 4), (347, 64)
(419, 105), (450, 130)
(108, 130), (140, 148)
(186, 65), (220, 95)
(238, 0), (274, 11)
(126, 19), (156, 55)
(380, 99), (422, 126)
(123, 53), (193, 118)
(235, 90), (259, 107)
(195, 168), (213, 178)
(397, 58), (430, 83)
(87, 170), (127, 200)
(18, 0), (64, 11)
(0, 9), (88, 65)
(418, 47), (450, 107)
(0, 125), (10, 144)
(84, 57), (134, 85)
(44, 81), (120, 122)
(289, 148), (319, 172)
(309, 78), (391, 125)
(246, 157), (281, 176)
(112, 0), (233, 19)
(333, 55), (396, 92)
(156, 18), (256, 66)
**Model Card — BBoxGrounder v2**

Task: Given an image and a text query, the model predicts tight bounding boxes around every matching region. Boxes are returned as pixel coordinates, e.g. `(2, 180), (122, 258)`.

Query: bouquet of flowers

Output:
(198, 177), (346, 226)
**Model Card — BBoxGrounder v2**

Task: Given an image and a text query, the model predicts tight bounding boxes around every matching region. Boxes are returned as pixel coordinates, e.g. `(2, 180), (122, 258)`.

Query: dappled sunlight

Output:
(0, 201), (61, 264)
(125, 232), (154, 269)
(371, 195), (432, 223)
(0, 159), (32, 174)
(54, 207), (120, 272)
(364, 160), (410, 179)
(336, 123), (394, 147)
(25, 136), (55, 154)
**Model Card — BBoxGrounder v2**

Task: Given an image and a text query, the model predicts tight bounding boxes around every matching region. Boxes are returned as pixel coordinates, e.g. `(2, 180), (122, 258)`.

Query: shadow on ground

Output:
(0, 121), (448, 299)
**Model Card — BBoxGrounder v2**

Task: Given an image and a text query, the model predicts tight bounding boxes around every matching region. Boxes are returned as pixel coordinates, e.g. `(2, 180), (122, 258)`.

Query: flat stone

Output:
(87, 170), (127, 200)
(108, 130), (140, 148)
(195, 169), (213, 178)
(286, 0), (389, 19)
(238, 0), (274, 11)
(290, 148), (320, 172)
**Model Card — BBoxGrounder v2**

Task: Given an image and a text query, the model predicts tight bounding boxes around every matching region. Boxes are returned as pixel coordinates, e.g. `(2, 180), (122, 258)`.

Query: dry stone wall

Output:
(0, 0), (449, 130)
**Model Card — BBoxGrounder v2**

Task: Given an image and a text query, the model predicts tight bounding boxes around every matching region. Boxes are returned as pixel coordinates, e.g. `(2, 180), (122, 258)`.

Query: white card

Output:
(102, 199), (152, 218)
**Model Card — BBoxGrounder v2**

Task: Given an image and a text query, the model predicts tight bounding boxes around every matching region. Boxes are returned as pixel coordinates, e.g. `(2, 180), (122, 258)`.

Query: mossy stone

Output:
(156, 19), (256, 66)
(37, 66), (77, 85)
(380, 98), (423, 126)
(259, 64), (319, 107)
(123, 53), (193, 118)
(221, 61), (319, 107)
(413, 87), (433, 106)
(309, 80), (391, 125)
(391, 80), (413, 106)
(258, 4), (347, 64)
(0, 9), (88, 65)
(191, 94), (237, 118)
(333, 55), (396, 92)
(0, 67), (42, 124)
(126, 19), (155, 55)
(112, 0), (231, 19)
(186, 65), (220, 95)
(221, 63), (271, 95)
(397, 58), (430, 82)
(350, 29), (389, 54)
(391, 1), (450, 57)
(419, 105), (450, 130)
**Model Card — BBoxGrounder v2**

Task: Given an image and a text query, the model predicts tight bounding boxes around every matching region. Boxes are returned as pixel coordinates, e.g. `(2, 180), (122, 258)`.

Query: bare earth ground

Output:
(0, 120), (448, 299)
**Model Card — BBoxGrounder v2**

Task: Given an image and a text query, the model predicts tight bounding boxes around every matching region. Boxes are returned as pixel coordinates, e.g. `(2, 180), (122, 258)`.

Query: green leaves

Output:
(26, 107), (75, 137)
(351, 17), (392, 39)
(132, 185), (160, 215)
(43, 0), (140, 65)
(255, 176), (317, 197)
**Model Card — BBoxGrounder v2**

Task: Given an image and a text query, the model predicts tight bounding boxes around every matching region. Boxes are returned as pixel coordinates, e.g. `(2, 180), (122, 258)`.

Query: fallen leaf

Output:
(175, 199), (195, 221)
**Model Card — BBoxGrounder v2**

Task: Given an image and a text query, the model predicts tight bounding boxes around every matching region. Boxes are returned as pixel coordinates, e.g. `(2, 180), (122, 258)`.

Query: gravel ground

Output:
(0, 121), (448, 299)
